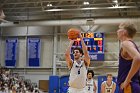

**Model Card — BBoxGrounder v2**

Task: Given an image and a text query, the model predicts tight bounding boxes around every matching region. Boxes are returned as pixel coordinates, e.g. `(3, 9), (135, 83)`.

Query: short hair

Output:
(87, 70), (94, 77)
(119, 22), (137, 38)
(107, 74), (113, 77)
(72, 47), (84, 55)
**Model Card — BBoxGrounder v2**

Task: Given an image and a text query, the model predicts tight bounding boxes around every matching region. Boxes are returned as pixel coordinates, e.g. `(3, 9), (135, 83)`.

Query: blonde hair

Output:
(119, 22), (137, 38)
(119, 22), (135, 29)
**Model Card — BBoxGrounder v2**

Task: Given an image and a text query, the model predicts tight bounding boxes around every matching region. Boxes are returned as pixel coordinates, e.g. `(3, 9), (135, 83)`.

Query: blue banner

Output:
(27, 38), (40, 67)
(5, 38), (18, 67)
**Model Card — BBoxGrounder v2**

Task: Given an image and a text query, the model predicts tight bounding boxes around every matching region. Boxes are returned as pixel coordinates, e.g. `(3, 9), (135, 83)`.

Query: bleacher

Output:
(0, 67), (42, 93)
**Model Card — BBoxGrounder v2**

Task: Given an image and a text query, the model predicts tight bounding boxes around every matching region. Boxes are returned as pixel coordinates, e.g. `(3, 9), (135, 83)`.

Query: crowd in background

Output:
(0, 67), (41, 93)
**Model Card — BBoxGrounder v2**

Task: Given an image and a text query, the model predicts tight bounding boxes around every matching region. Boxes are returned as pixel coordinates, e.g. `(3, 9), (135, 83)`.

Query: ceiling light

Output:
(44, 6), (137, 12)
(47, 4), (52, 7)
(112, 0), (118, 7)
(83, 1), (89, 5)
(112, 0), (118, 4)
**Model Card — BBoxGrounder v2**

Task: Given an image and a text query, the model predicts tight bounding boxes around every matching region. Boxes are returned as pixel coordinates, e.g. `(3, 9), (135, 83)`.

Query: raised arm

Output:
(79, 33), (90, 67)
(121, 41), (140, 89)
(65, 40), (74, 69)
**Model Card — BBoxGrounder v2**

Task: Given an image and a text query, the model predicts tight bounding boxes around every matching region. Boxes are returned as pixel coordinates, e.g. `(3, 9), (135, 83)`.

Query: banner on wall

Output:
(5, 38), (18, 67)
(27, 38), (41, 67)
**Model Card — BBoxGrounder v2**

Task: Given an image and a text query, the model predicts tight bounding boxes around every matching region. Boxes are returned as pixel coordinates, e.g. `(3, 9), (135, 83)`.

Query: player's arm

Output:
(101, 82), (105, 93)
(65, 40), (74, 69)
(93, 80), (97, 93)
(121, 41), (140, 87)
(79, 33), (90, 67)
(111, 82), (116, 93)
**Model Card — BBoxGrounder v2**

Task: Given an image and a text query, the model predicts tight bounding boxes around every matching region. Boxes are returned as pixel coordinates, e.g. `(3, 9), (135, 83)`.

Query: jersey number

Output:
(107, 89), (110, 92)
(88, 86), (90, 91)
(78, 70), (80, 74)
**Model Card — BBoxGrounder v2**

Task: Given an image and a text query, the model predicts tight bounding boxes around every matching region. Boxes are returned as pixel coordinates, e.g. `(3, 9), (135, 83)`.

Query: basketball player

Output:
(117, 23), (140, 93)
(101, 74), (116, 93)
(86, 70), (97, 93)
(65, 32), (90, 93)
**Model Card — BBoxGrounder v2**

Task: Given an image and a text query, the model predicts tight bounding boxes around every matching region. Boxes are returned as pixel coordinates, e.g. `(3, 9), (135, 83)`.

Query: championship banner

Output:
(27, 38), (40, 67)
(5, 38), (18, 67)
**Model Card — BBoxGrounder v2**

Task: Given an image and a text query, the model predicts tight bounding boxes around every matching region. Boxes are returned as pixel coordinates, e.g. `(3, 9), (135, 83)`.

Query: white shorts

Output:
(85, 91), (95, 93)
(67, 87), (86, 93)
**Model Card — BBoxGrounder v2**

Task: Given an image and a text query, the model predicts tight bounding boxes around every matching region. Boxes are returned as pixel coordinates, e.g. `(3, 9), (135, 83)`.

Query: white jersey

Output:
(103, 81), (115, 93)
(69, 60), (87, 89)
(86, 79), (95, 93)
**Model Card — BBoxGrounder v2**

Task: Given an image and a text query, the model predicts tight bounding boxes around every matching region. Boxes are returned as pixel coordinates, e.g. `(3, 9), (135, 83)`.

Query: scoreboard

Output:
(71, 32), (104, 61)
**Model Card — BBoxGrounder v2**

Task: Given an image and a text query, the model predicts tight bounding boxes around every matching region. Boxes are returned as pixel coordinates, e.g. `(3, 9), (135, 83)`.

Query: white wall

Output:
(18, 37), (26, 67)
(0, 38), (5, 66)
(41, 36), (53, 68)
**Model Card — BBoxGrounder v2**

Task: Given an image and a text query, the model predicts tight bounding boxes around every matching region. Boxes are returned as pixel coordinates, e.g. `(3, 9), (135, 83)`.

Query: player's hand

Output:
(120, 80), (130, 89)
(79, 32), (83, 40)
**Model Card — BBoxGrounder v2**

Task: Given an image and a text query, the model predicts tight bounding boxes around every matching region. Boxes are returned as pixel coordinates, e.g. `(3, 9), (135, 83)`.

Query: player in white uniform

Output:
(101, 74), (116, 93)
(65, 32), (90, 93)
(86, 70), (97, 93)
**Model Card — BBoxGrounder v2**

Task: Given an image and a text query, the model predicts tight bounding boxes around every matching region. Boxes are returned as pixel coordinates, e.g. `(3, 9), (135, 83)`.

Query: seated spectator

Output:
(101, 74), (116, 93)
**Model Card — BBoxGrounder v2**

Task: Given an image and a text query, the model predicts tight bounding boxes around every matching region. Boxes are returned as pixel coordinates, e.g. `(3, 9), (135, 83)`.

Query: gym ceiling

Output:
(0, 0), (140, 21)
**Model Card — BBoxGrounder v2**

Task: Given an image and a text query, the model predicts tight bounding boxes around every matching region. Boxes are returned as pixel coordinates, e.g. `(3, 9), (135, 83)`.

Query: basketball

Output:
(67, 28), (80, 40)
